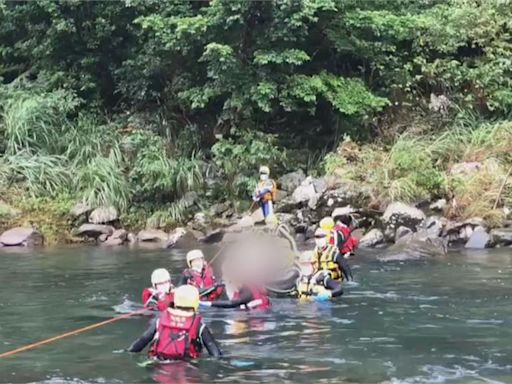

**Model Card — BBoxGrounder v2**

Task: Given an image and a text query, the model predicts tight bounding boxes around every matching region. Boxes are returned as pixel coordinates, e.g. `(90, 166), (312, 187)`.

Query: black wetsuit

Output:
(209, 286), (259, 308)
(335, 231), (355, 281)
(127, 317), (222, 357)
(267, 268), (343, 298)
(178, 271), (224, 298)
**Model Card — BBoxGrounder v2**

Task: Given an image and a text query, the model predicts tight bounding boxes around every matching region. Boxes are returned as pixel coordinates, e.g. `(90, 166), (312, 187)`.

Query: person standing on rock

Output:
(252, 165), (277, 219)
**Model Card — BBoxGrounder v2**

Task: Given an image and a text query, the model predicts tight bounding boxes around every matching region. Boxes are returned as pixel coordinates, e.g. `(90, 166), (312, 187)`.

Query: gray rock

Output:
(307, 194), (320, 210)
(238, 216), (254, 228)
(429, 199), (447, 212)
(73, 224), (114, 238)
(0, 227), (44, 247)
(359, 229), (385, 248)
(462, 217), (486, 228)
(89, 206), (118, 224)
(459, 225), (473, 242)
(490, 228), (512, 246)
(251, 207), (265, 223)
(381, 236), (447, 261)
(312, 177), (328, 195)
(275, 196), (299, 214)
(138, 229), (169, 242)
(331, 206), (356, 219)
(278, 170), (306, 192)
(210, 202), (230, 216)
(382, 202), (426, 233)
(275, 213), (294, 229)
(425, 216), (443, 238)
(98, 234), (108, 243)
(395, 226), (413, 243)
(103, 237), (124, 246)
(166, 227), (187, 248)
(70, 202), (91, 218)
(127, 233), (137, 244)
(199, 229), (225, 244)
(292, 182), (316, 204)
(315, 182), (372, 218)
(450, 162), (481, 176)
(465, 227), (490, 249)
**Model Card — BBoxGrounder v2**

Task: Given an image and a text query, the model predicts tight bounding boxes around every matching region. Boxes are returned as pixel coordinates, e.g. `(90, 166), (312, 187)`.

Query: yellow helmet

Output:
(186, 249), (204, 267)
(319, 217), (334, 232)
(174, 285), (199, 310)
(259, 166), (270, 175)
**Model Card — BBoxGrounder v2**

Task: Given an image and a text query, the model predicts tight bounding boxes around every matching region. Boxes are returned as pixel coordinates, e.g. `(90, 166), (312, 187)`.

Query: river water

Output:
(0, 245), (511, 384)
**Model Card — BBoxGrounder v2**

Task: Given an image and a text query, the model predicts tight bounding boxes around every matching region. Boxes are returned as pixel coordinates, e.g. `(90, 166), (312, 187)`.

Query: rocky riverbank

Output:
(1, 169), (511, 255)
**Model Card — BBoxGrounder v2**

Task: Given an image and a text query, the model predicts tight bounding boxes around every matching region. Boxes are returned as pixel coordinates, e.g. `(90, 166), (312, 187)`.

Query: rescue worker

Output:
(178, 249), (223, 300)
(199, 262), (271, 310)
(319, 216), (335, 244)
(252, 165), (277, 219)
(142, 268), (174, 311)
(127, 285), (222, 359)
(313, 227), (353, 285)
(266, 251), (342, 299)
(332, 213), (358, 280)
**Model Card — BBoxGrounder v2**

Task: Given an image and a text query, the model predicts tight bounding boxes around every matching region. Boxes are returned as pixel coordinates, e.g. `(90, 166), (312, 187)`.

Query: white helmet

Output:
(151, 268), (171, 286)
(259, 166), (270, 175)
(186, 249), (205, 267)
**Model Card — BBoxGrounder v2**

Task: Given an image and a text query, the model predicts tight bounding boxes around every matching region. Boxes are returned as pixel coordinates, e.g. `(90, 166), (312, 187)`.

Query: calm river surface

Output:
(0, 246), (511, 383)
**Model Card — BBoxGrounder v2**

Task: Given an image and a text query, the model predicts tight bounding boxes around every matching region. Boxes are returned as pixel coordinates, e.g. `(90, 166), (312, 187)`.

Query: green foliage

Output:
(211, 131), (286, 204)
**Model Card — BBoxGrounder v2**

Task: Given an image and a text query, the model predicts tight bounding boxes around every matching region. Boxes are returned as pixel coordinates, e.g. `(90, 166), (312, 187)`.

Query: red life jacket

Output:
(142, 288), (174, 311)
(233, 287), (271, 310)
(334, 224), (359, 254)
(149, 309), (202, 360)
(185, 266), (222, 301)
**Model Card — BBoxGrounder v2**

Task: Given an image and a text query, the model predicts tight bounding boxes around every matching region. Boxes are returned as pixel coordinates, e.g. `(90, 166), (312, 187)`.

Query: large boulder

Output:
(88, 206), (118, 224)
(137, 229), (169, 242)
(359, 229), (385, 248)
(465, 226), (491, 249)
(103, 229), (128, 246)
(424, 216), (444, 238)
(292, 177), (317, 204)
(0, 227), (44, 247)
(490, 228), (512, 246)
(331, 206), (356, 219)
(429, 199), (447, 212)
(164, 227), (188, 248)
(380, 233), (447, 261)
(315, 182), (372, 219)
(278, 170), (305, 192)
(395, 226), (413, 243)
(73, 224), (114, 238)
(382, 202), (426, 234)
(69, 203), (91, 218)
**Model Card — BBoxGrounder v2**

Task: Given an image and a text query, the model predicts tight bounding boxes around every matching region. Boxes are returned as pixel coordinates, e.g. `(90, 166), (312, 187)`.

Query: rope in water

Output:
(0, 308), (147, 359)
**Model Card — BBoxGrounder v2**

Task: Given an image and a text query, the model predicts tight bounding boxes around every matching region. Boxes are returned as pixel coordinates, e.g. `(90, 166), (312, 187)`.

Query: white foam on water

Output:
(466, 319), (504, 325)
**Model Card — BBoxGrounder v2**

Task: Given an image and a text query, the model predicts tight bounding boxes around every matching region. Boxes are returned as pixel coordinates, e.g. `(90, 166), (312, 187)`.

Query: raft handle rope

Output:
(0, 308), (147, 359)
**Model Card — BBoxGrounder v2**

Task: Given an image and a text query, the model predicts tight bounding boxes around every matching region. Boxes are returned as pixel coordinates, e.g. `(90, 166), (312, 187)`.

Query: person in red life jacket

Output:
(141, 268), (174, 311)
(332, 213), (358, 281)
(178, 249), (223, 301)
(313, 227), (353, 286)
(199, 261), (271, 311)
(127, 285), (222, 359)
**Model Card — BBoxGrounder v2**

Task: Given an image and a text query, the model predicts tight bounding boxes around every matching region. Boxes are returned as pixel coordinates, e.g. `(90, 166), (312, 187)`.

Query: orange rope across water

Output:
(0, 308), (147, 359)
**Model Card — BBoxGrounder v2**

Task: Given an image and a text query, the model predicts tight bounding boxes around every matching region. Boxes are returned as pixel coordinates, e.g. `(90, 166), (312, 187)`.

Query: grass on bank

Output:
(324, 121), (512, 226)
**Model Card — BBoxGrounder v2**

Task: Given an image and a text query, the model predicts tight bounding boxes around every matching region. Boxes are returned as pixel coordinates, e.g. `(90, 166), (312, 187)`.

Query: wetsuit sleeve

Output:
(127, 317), (157, 352)
(200, 324), (223, 357)
(335, 253), (353, 281)
(178, 272), (190, 286)
(199, 284), (222, 297)
(210, 287), (253, 308)
(324, 278), (344, 298)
